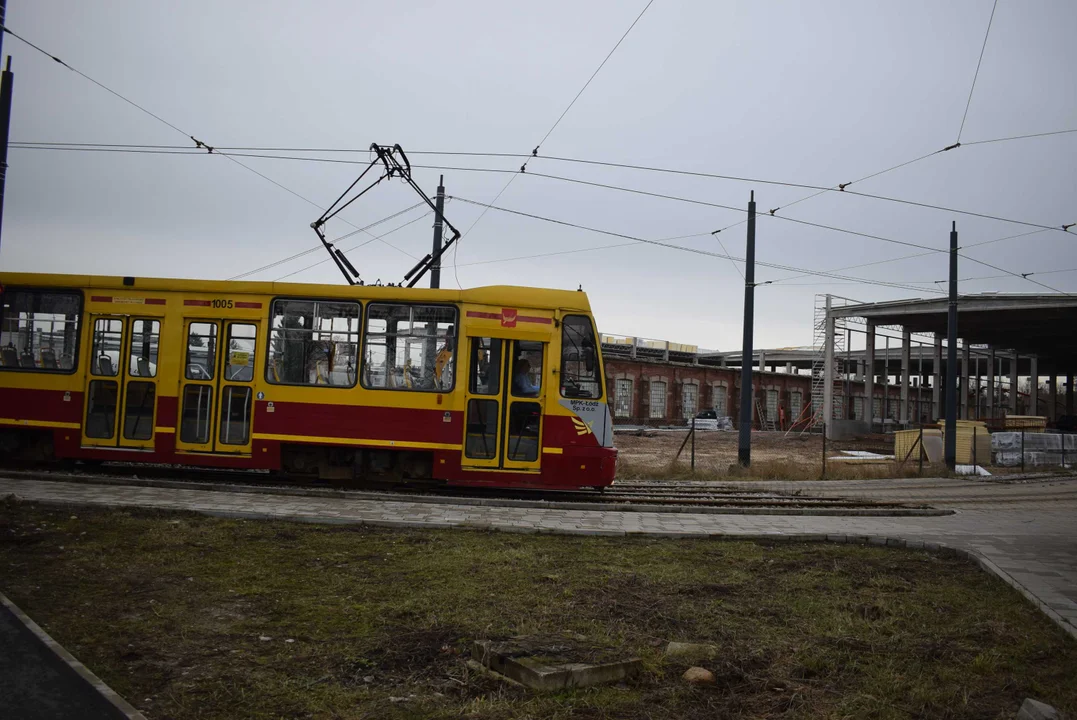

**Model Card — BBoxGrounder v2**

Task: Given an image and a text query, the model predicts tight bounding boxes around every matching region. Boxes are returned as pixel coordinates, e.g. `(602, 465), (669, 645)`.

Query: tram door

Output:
(174, 319), (258, 455)
(82, 315), (162, 450)
(461, 336), (545, 472)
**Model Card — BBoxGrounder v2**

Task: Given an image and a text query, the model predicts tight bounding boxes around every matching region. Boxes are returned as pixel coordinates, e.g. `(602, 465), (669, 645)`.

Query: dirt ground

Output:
(611, 429), (1030, 480)
(615, 429), (879, 480)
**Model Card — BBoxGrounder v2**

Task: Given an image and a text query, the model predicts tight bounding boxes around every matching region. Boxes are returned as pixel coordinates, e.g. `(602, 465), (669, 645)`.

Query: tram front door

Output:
(461, 336), (546, 473)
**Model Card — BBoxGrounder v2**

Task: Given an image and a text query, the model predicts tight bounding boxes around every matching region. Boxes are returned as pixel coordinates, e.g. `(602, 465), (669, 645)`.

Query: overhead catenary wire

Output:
(275, 210), (435, 282)
(19, 121), (1077, 154)
(449, 196), (945, 295)
(13, 143), (1075, 236)
(0, 26), (412, 260)
(229, 202), (428, 280)
(766, 228), (1054, 287)
(455, 231), (713, 269)
(14, 142), (1072, 291)
(512, 169), (1072, 294)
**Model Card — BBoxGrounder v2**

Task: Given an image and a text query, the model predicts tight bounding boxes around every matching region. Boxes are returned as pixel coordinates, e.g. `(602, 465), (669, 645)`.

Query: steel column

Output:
(960, 343), (970, 420)
(823, 295), (835, 439)
(988, 349), (996, 419)
(866, 323), (876, 428)
(1009, 354), (1019, 415)
(1029, 356), (1039, 418)
(900, 328), (911, 425)
(933, 335), (942, 421)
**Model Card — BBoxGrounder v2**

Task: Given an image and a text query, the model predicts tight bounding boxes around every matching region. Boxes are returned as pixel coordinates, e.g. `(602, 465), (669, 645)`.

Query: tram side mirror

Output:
(584, 347), (595, 373)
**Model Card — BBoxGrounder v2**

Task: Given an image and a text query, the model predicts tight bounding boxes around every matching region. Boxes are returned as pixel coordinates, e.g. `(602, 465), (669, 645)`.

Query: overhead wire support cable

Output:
(0, 25), (414, 265)
(956, 0), (1000, 142)
(961, 128), (1077, 146)
(450, 0), (657, 286)
(528, 0), (657, 163)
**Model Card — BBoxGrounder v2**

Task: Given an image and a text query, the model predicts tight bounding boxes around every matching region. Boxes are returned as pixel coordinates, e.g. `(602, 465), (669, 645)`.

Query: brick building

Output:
(602, 354), (909, 429)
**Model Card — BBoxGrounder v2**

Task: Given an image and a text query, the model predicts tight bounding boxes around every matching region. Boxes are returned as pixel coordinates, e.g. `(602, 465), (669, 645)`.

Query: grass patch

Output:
(2, 498), (1075, 718)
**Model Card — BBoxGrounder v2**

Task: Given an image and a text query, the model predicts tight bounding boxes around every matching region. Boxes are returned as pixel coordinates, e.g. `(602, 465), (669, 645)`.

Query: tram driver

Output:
(512, 358), (540, 397)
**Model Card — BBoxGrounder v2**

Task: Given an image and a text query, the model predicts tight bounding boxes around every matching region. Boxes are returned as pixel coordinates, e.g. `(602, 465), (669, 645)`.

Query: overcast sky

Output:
(2, 0), (1074, 351)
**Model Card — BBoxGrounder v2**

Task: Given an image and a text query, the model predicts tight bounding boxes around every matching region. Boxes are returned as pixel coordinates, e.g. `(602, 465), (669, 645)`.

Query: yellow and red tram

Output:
(0, 273), (616, 489)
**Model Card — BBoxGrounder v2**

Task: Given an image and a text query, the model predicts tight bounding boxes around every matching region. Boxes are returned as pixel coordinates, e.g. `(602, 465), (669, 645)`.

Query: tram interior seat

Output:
(1, 345), (17, 367)
(137, 357), (151, 377)
(40, 348), (58, 370)
(97, 355), (113, 376)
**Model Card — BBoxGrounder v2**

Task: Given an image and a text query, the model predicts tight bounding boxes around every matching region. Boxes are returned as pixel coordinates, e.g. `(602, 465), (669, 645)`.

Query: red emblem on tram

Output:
(500, 308), (518, 328)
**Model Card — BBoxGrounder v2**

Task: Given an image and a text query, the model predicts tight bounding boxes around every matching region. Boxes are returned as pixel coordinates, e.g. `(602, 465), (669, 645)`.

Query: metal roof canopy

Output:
(828, 294), (1077, 376)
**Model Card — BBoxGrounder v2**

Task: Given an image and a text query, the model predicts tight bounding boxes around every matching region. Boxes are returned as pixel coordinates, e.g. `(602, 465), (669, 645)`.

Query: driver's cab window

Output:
(510, 341), (543, 398)
(560, 315), (601, 399)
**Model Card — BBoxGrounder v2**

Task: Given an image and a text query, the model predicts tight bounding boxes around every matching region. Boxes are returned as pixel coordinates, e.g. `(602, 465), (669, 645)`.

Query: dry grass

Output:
(2, 499), (1076, 719)
(614, 430), (932, 481)
(617, 456), (932, 482)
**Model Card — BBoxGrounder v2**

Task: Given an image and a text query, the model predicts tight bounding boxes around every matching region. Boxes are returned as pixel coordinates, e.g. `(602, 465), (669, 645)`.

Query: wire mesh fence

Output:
(612, 421), (1077, 481)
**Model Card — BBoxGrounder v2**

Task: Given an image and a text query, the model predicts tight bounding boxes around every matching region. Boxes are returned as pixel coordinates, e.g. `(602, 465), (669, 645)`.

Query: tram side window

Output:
(362, 304), (456, 391)
(0, 289), (81, 372)
(128, 319), (161, 377)
(560, 315), (602, 399)
(266, 299), (361, 387)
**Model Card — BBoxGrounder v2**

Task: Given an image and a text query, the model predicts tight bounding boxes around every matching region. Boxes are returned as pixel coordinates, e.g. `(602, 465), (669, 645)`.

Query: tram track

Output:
(0, 466), (949, 517)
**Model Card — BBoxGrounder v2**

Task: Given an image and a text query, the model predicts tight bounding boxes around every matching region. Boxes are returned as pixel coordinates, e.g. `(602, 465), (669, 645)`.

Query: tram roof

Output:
(0, 272), (594, 313)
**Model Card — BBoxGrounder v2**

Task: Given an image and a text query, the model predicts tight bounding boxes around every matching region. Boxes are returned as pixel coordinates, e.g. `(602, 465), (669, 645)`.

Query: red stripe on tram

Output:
(184, 299), (213, 306)
(234, 301), (262, 309)
(144, 298), (167, 305)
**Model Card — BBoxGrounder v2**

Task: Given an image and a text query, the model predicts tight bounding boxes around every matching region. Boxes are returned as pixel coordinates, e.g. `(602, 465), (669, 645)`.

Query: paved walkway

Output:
(2, 475), (1075, 639)
(0, 596), (141, 720)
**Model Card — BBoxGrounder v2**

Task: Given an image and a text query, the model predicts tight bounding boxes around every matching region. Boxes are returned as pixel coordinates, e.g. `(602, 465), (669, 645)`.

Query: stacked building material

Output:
(1003, 416), (1047, 433)
(991, 431), (1075, 466)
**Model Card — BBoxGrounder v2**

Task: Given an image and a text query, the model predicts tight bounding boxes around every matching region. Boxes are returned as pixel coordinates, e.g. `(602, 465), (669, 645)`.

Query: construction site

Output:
(603, 292), (1077, 478)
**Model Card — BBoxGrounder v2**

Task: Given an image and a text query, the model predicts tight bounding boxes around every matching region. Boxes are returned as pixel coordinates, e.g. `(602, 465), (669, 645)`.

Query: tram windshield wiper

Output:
(310, 144), (462, 288)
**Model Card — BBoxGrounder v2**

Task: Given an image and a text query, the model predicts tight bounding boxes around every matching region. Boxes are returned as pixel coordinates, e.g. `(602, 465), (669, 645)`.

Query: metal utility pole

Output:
(737, 191), (757, 466)
(0, 0), (6, 59)
(429, 175), (445, 289)
(944, 221), (959, 470)
(0, 0), (12, 255)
